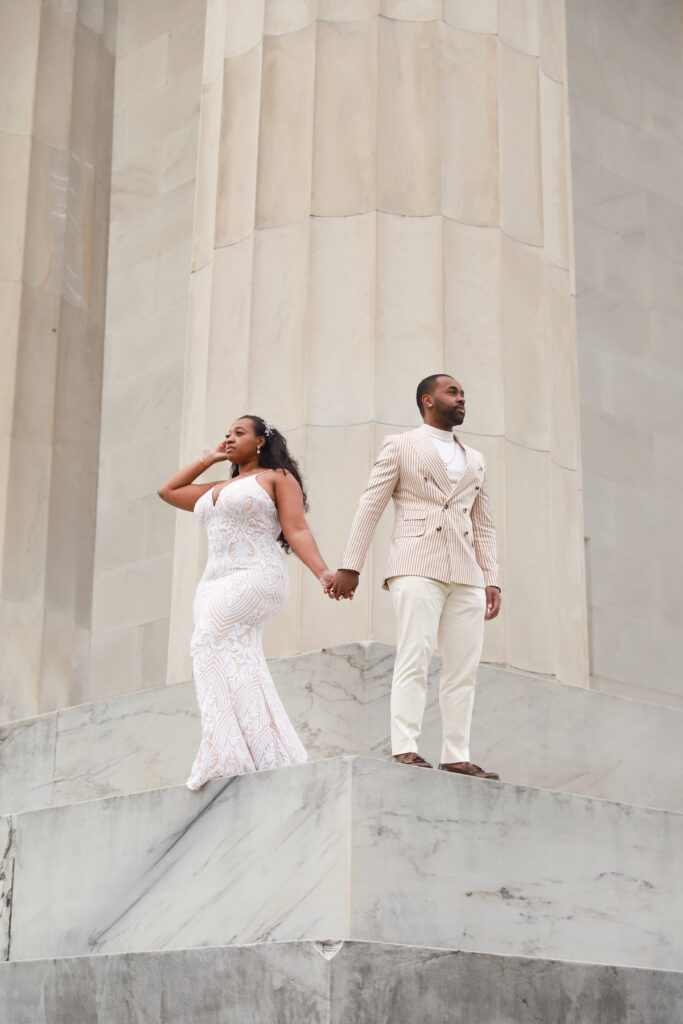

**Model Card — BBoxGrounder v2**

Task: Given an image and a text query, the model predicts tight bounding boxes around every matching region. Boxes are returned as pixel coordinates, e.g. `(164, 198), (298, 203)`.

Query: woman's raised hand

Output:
(207, 439), (230, 462)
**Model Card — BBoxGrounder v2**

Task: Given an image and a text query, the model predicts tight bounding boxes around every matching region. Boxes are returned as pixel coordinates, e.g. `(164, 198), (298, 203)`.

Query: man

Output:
(329, 374), (501, 779)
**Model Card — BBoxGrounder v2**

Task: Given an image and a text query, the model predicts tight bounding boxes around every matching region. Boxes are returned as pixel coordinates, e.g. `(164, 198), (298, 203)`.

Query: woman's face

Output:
(225, 419), (264, 464)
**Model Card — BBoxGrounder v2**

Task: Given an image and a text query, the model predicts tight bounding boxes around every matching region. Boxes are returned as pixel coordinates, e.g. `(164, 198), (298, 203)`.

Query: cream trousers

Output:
(388, 575), (486, 764)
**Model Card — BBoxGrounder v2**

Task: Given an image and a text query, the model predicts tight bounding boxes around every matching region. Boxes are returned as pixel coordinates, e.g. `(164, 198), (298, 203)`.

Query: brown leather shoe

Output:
(438, 761), (500, 780)
(392, 752), (433, 769)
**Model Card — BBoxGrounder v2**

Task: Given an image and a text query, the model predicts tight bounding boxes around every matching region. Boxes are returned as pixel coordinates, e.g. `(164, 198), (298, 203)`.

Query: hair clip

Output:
(263, 420), (275, 437)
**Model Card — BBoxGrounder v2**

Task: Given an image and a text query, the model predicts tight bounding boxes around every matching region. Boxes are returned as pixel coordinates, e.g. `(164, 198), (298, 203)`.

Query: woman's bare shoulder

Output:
(270, 468), (303, 497)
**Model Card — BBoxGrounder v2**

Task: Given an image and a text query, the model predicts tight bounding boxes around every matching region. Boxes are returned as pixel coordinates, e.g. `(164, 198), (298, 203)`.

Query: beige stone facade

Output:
(1, 0), (680, 722)
(567, 0), (683, 709)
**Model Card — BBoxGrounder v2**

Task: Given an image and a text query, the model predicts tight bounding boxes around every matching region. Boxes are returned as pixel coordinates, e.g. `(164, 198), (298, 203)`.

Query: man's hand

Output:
(328, 569), (359, 600)
(485, 586), (501, 621)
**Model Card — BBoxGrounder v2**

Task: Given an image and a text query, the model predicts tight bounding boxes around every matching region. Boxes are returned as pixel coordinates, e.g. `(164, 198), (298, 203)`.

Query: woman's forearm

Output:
(158, 454), (217, 496)
(287, 528), (328, 580)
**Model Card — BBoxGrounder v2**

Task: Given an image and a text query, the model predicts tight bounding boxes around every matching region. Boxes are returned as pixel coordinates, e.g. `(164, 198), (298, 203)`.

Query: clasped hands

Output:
(321, 569), (358, 601)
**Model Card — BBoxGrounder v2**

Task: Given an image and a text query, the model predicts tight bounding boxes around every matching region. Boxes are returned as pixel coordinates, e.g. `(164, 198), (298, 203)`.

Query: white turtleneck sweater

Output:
(424, 424), (467, 486)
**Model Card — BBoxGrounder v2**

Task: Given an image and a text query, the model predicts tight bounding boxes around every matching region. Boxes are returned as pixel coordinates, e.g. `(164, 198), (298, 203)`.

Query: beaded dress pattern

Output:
(187, 474), (308, 790)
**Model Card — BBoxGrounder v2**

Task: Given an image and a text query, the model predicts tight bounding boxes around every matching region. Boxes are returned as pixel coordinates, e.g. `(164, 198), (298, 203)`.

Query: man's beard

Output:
(436, 401), (464, 424)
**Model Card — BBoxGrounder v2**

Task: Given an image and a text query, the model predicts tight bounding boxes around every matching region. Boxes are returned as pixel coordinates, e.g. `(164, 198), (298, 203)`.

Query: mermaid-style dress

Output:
(187, 473), (308, 790)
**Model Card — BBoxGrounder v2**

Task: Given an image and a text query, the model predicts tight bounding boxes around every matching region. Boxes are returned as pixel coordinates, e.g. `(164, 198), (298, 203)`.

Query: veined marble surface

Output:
(1, 643), (682, 816)
(10, 759), (350, 961)
(0, 815), (12, 961)
(270, 644), (366, 758)
(349, 758), (683, 968)
(5, 757), (682, 970)
(1, 941), (682, 1024)
(0, 716), (56, 814)
(52, 683), (199, 806)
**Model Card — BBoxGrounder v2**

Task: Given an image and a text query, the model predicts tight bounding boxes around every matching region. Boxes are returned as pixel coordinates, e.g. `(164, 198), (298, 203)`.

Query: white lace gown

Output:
(187, 473), (308, 790)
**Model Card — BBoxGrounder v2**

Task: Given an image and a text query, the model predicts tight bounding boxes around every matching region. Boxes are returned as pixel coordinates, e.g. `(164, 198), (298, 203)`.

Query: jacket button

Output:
(444, 503), (449, 509)
(436, 526), (442, 532)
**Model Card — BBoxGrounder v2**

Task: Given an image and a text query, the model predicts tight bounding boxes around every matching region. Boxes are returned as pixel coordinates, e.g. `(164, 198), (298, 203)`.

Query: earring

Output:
(257, 446), (262, 454)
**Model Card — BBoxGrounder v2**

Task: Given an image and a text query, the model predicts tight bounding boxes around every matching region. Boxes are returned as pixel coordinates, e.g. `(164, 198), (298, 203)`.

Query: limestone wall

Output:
(0, 0), (115, 720)
(567, 0), (683, 708)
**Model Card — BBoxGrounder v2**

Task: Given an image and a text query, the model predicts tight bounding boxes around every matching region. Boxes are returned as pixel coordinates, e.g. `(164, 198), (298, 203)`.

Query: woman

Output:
(158, 415), (333, 790)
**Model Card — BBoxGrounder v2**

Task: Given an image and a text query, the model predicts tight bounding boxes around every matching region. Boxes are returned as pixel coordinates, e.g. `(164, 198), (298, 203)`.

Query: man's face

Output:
(426, 376), (466, 425)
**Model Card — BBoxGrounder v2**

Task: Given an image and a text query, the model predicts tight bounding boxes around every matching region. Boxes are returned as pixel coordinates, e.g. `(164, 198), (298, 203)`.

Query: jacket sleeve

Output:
(470, 464), (500, 588)
(339, 437), (400, 573)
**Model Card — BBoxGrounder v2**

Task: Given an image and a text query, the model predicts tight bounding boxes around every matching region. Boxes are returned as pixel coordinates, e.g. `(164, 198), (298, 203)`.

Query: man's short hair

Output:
(416, 374), (450, 416)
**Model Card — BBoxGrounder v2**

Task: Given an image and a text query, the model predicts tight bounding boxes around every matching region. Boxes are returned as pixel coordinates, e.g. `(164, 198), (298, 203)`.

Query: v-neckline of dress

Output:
(211, 473), (274, 509)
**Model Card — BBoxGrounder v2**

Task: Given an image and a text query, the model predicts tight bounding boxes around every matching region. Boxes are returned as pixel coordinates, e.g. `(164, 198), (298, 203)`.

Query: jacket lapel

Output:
(408, 427), (452, 495)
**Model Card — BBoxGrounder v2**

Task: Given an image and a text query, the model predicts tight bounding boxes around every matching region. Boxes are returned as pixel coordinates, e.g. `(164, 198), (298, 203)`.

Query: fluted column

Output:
(0, 0), (588, 723)
(164, 0), (588, 688)
(88, 0), (206, 701)
(0, 0), (116, 720)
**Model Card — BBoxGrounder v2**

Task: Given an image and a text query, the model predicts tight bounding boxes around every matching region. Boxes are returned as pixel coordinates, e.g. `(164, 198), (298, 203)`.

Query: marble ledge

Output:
(4, 757), (682, 970)
(1, 940), (681, 1024)
(1, 643), (682, 817)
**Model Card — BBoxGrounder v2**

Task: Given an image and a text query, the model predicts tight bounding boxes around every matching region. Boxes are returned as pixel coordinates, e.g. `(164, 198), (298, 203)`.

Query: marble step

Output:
(2, 643), (681, 817)
(2, 757), (681, 971)
(1, 940), (681, 1024)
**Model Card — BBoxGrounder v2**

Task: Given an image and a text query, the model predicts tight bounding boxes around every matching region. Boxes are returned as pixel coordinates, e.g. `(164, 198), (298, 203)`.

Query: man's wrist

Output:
(338, 568), (359, 576)
(488, 585), (501, 593)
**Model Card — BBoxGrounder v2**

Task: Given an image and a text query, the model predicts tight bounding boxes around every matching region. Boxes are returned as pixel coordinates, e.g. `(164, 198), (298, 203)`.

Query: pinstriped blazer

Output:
(340, 425), (499, 590)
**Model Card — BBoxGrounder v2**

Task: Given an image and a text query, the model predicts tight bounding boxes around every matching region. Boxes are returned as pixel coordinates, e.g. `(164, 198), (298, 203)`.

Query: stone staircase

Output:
(1, 644), (682, 1022)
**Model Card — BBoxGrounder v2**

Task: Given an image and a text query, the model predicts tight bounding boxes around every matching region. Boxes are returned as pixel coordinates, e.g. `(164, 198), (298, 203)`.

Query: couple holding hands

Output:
(158, 374), (501, 791)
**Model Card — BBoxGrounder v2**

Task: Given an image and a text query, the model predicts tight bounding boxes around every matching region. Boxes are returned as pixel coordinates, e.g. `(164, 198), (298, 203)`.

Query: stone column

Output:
(88, 0), (207, 701)
(0, 0), (589, 718)
(567, 0), (683, 708)
(0, 0), (115, 720)
(164, 0), (588, 690)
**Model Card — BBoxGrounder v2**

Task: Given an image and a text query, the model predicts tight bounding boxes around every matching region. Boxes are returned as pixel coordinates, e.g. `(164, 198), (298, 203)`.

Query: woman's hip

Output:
(193, 564), (289, 626)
